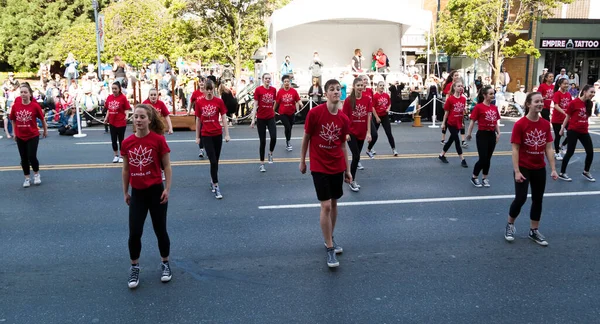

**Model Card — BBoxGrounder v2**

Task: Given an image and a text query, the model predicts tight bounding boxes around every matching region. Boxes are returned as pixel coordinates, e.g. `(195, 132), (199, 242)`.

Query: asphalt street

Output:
(1, 118), (600, 323)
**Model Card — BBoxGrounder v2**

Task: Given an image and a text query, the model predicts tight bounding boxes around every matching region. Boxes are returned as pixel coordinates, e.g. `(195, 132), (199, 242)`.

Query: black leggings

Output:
(347, 134), (365, 180)
(202, 134), (223, 184)
(561, 130), (594, 173)
(257, 118), (276, 161)
(197, 119), (204, 150)
(110, 125), (126, 153)
(442, 126), (463, 155)
(279, 114), (294, 142)
(473, 131), (496, 176)
(128, 184), (170, 260)
(551, 123), (569, 154)
(368, 115), (395, 150)
(509, 167), (546, 222)
(442, 121), (465, 135)
(16, 137), (40, 176)
(541, 109), (550, 121)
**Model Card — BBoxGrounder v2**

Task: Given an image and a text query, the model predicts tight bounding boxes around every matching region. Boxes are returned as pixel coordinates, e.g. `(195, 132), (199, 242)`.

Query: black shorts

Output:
(311, 171), (344, 202)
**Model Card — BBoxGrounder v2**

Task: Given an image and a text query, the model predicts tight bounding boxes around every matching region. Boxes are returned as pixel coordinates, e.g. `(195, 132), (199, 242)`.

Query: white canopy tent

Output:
(268, 0), (432, 86)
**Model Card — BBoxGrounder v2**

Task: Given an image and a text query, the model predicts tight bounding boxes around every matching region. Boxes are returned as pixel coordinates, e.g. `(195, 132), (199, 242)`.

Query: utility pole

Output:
(93, 0), (102, 80)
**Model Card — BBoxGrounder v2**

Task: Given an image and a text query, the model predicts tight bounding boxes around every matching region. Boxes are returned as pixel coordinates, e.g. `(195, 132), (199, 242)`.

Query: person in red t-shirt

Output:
(343, 77), (373, 192)
(275, 75), (301, 151)
(194, 80), (231, 199)
(359, 75), (378, 158)
(507, 92), (558, 245)
(439, 79), (468, 167)
(551, 78), (571, 160)
(558, 84), (596, 182)
(538, 72), (554, 121)
(103, 82), (131, 163)
(300, 78), (351, 268)
(189, 77), (206, 158)
(251, 73), (277, 171)
(9, 83), (48, 188)
(143, 88), (173, 135)
(466, 86), (500, 187)
(121, 104), (172, 289)
(367, 81), (397, 156)
(440, 71), (466, 146)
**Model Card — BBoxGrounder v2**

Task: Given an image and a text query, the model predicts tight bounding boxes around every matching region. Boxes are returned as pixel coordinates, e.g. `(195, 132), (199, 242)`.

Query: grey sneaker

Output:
(259, 165), (266, 172)
(461, 141), (468, 148)
(332, 236), (343, 254)
(348, 181), (360, 192)
(214, 186), (223, 199)
(160, 262), (172, 282)
(210, 182), (215, 193)
(558, 173), (572, 182)
(199, 149), (205, 159)
(128, 265), (140, 289)
(357, 161), (364, 170)
(482, 178), (490, 187)
(470, 177), (482, 188)
(326, 247), (339, 268)
(505, 223), (516, 242)
(582, 172), (596, 182)
(366, 150), (375, 159)
(268, 153), (274, 164)
(529, 229), (548, 246)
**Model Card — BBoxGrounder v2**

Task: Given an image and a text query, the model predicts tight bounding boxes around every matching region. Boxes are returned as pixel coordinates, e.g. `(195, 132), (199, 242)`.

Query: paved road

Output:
(1, 120), (600, 323)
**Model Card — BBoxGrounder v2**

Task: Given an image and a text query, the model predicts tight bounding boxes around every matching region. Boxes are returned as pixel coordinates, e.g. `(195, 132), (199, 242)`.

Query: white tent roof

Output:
(269, 0), (432, 35)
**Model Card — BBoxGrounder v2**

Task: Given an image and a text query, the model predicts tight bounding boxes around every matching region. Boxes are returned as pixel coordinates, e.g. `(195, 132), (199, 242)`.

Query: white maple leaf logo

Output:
(202, 104), (218, 117)
(352, 104), (368, 118)
(319, 122), (341, 144)
(262, 93), (274, 104)
(484, 110), (498, 122)
(128, 145), (154, 170)
(560, 98), (571, 108)
(578, 108), (587, 118)
(453, 102), (465, 113)
(16, 110), (32, 123)
(544, 90), (553, 99)
(377, 97), (388, 107)
(282, 93), (294, 103)
(524, 129), (546, 150)
(108, 100), (120, 111)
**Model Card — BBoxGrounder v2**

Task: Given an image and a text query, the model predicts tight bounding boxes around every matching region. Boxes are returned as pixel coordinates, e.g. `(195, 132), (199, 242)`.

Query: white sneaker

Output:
(555, 153), (563, 161)
(161, 170), (166, 181)
(357, 162), (364, 170)
(112, 156), (119, 163)
(23, 178), (31, 188)
(118, 157), (123, 163)
(560, 146), (567, 155)
(33, 174), (41, 185)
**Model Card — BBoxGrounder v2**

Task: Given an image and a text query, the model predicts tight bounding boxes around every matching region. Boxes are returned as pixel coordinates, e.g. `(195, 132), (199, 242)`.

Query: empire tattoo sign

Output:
(540, 39), (600, 50)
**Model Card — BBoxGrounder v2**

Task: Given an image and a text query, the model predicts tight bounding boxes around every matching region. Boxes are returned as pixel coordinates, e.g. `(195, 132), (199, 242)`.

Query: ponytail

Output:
(580, 84), (594, 117)
(477, 85), (493, 104)
(349, 77), (362, 111)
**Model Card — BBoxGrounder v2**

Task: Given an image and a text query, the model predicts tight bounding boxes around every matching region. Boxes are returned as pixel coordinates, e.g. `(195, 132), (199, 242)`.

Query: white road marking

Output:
(258, 191), (600, 209)
(75, 137), (304, 145)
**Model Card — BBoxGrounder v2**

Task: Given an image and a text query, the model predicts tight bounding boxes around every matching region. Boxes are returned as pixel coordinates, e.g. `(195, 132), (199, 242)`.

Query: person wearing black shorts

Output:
(300, 79), (351, 268)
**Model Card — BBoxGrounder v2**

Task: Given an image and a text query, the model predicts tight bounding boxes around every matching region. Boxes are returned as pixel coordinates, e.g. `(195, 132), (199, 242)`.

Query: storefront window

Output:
(555, 51), (574, 74)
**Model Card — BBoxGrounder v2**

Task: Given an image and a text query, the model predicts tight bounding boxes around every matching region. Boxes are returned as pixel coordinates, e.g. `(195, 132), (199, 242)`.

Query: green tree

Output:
(0, 0), (109, 70)
(435, 0), (572, 85)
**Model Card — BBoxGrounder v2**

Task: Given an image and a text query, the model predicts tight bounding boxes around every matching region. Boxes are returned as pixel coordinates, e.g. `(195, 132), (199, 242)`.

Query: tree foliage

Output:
(435, 0), (573, 83)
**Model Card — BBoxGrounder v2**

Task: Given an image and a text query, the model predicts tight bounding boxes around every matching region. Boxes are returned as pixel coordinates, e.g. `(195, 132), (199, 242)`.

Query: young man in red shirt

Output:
(300, 79), (352, 268)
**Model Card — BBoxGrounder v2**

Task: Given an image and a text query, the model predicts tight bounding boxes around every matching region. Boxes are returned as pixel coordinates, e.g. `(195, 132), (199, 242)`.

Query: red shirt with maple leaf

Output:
(342, 95), (372, 140)
(511, 116), (553, 170)
(551, 91), (571, 124)
(565, 97), (589, 134)
(191, 90), (205, 111)
(9, 100), (44, 141)
(363, 88), (374, 102)
(373, 92), (390, 117)
(105, 94), (131, 127)
(254, 85), (276, 120)
(195, 97), (227, 137)
(538, 83), (554, 110)
(442, 82), (453, 96)
(470, 103), (500, 131)
(444, 95), (466, 129)
(121, 131), (171, 190)
(142, 99), (170, 117)
(305, 104), (351, 174)
(276, 87), (301, 116)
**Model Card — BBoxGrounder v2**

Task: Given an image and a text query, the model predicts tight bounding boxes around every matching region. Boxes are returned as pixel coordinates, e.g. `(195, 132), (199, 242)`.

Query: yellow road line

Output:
(0, 149), (597, 172)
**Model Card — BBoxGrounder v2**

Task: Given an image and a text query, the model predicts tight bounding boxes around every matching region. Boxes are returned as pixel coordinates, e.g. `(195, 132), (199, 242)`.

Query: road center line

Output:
(257, 191), (600, 209)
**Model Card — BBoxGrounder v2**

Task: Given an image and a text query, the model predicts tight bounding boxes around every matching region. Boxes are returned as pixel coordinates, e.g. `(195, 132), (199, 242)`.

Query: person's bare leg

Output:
(320, 200), (333, 248)
(330, 199), (338, 234)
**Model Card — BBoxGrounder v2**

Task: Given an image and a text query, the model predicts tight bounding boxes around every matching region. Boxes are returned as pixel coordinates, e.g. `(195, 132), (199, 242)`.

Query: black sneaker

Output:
(558, 173), (572, 182)
(529, 229), (548, 246)
(582, 172), (596, 182)
(504, 223), (515, 242)
(214, 186), (223, 199)
(470, 177), (482, 188)
(440, 140), (445, 145)
(438, 155), (449, 163)
(160, 262), (172, 282)
(326, 247), (339, 268)
(128, 265), (140, 289)
(461, 159), (468, 168)
(348, 181), (360, 192)
(461, 141), (468, 148)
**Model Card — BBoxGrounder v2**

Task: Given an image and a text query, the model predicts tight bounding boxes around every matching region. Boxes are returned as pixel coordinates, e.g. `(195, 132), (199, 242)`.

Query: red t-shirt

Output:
(105, 94), (131, 127)
(304, 104), (351, 174)
(342, 95), (372, 140)
(444, 95), (466, 129)
(142, 99), (170, 117)
(363, 88), (374, 102)
(442, 82), (453, 96)
(511, 117), (553, 170)
(276, 87), (300, 116)
(538, 83), (554, 110)
(470, 103), (500, 131)
(373, 92), (390, 117)
(9, 100), (44, 141)
(191, 90), (205, 110)
(121, 131), (171, 190)
(253, 86), (276, 120)
(195, 97), (227, 137)
(565, 98), (589, 134)
(551, 91), (571, 124)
